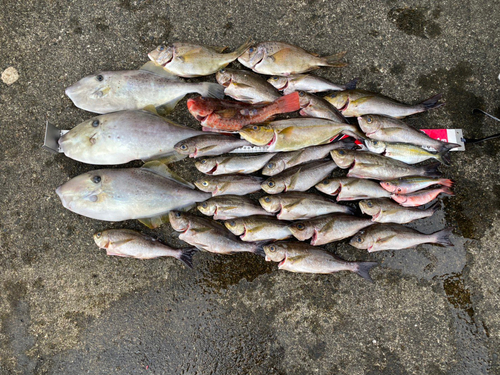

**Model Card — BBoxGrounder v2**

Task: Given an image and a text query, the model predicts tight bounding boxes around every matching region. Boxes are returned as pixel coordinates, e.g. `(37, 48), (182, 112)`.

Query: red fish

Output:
(391, 187), (454, 207)
(187, 92), (301, 131)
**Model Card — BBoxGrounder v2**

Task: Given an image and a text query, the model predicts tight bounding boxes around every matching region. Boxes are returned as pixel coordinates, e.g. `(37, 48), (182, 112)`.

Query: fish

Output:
(330, 149), (442, 180)
(288, 214), (374, 245)
(238, 42), (347, 76)
(324, 90), (444, 118)
(315, 177), (391, 201)
(350, 224), (453, 252)
(59, 108), (202, 165)
(224, 216), (292, 242)
(263, 241), (377, 281)
(239, 118), (365, 152)
(364, 139), (451, 165)
(261, 160), (336, 194)
(380, 177), (454, 194)
(174, 134), (251, 158)
(359, 198), (438, 224)
(148, 40), (253, 78)
(268, 74), (357, 95)
(391, 187), (454, 207)
(195, 153), (276, 175)
(168, 211), (264, 255)
(197, 195), (273, 220)
(194, 175), (263, 196)
(298, 91), (348, 123)
(93, 229), (196, 267)
(259, 192), (355, 220)
(357, 115), (460, 153)
(186, 92), (301, 131)
(65, 61), (224, 114)
(262, 139), (357, 176)
(55, 161), (210, 227)
(216, 68), (281, 103)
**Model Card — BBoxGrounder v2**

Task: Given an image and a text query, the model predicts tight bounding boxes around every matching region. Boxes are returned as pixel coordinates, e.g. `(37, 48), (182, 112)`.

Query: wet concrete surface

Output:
(0, 0), (499, 374)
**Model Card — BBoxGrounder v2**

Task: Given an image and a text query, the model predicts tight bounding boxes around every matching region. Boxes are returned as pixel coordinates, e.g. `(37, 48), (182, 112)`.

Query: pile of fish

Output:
(56, 40), (456, 282)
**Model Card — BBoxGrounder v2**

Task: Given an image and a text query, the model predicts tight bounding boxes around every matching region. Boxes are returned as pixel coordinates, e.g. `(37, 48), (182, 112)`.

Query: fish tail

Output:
(437, 142), (460, 154)
(440, 186), (454, 196)
(252, 244), (266, 257)
(324, 51), (348, 67)
(354, 261), (378, 283)
(179, 248), (198, 269)
(274, 92), (301, 114)
(344, 77), (359, 90)
(432, 227), (453, 247)
(426, 201), (441, 215)
(199, 82), (225, 99)
(438, 178), (454, 188)
(419, 93), (445, 111)
(229, 38), (254, 59)
(421, 161), (442, 178)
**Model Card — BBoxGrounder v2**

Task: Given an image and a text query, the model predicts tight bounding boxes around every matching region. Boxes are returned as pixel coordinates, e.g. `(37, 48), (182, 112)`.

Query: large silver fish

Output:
(359, 198), (438, 224)
(65, 62), (224, 114)
(197, 195), (273, 220)
(56, 162), (210, 227)
(59, 108), (202, 165)
(315, 177), (391, 201)
(263, 241), (377, 281)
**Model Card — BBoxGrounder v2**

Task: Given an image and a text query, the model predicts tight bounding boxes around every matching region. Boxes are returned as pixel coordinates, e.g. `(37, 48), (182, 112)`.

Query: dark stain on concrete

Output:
(388, 7), (441, 39)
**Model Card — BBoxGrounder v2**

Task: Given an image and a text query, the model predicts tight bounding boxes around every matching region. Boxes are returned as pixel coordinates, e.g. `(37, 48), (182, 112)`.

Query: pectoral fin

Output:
(142, 161), (194, 188)
(140, 61), (181, 81)
(138, 215), (170, 229)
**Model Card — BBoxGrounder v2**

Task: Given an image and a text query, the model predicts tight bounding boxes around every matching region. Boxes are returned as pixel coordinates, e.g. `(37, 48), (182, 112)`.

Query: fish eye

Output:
(200, 159), (206, 164)
(252, 125), (259, 130)
(92, 176), (101, 184)
(264, 196), (271, 202)
(296, 223), (305, 230)
(338, 150), (345, 155)
(322, 179), (330, 185)
(372, 141), (378, 146)
(299, 91), (305, 97)
(92, 119), (99, 127)
(397, 188), (402, 193)
(202, 181), (209, 186)
(269, 245), (276, 252)
(267, 163), (274, 169)
(271, 76), (278, 81)
(267, 181), (275, 188)
(219, 69), (225, 74)
(201, 202), (208, 208)
(95, 232), (101, 238)
(96, 74), (103, 82)
(228, 220), (235, 227)
(248, 47), (254, 53)
(367, 201), (373, 207)
(174, 212), (182, 218)
(356, 237), (362, 243)
(366, 116), (372, 123)
(180, 144), (187, 150)
(159, 45), (165, 51)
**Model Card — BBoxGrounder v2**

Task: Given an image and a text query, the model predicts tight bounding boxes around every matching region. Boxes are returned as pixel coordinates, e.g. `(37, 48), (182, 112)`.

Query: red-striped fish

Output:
(391, 187), (454, 207)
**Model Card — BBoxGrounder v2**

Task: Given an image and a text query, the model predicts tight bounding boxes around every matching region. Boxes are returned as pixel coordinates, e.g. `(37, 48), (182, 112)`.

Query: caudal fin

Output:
(179, 248), (198, 269)
(324, 51), (348, 68)
(274, 92), (301, 114)
(422, 162), (442, 178)
(200, 82), (225, 99)
(432, 227), (453, 247)
(436, 143), (459, 166)
(420, 93), (445, 111)
(344, 78), (359, 90)
(440, 186), (454, 196)
(230, 38), (254, 59)
(354, 261), (378, 283)
(438, 178), (454, 188)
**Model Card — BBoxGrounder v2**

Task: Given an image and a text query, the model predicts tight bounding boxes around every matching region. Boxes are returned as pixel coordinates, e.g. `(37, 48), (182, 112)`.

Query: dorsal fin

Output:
(208, 45), (229, 53)
(140, 61), (181, 81)
(142, 161), (194, 188)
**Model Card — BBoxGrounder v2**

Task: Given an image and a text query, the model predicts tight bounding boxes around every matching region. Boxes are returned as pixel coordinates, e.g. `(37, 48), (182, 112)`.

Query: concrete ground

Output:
(1, 0), (499, 374)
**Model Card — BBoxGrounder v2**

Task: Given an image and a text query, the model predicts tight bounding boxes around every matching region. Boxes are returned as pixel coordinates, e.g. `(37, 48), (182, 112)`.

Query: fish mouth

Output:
(278, 255), (287, 268)
(276, 81), (288, 91)
(267, 131), (277, 147)
(196, 115), (208, 122)
(311, 230), (319, 245)
(206, 164), (217, 175)
(339, 98), (350, 112)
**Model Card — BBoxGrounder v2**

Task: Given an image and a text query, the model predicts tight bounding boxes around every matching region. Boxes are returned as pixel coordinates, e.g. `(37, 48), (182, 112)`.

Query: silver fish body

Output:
(364, 139), (448, 165)
(195, 153), (276, 175)
(298, 91), (347, 123)
(195, 175), (263, 196)
(359, 198), (437, 224)
(315, 177), (391, 201)
(268, 74), (348, 95)
(224, 216), (292, 241)
(174, 134), (251, 158)
(197, 195), (272, 220)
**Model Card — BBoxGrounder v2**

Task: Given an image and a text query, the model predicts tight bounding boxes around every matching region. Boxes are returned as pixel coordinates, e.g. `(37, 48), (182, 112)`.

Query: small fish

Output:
(197, 195), (273, 220)
(195, 175), (263, 196)
(288, 214), (374, 245)
(358, 115), (459, 153)
(93, 229), (196, 268)
(364, 139), (451, 165)
(315, 177), (391, 201)
(324, 90), (444, 118)
(195, 153), (276, 175)
(238, 42), (346, 76)
(65, 62), (224, 114)
(330, 149), (442, 180)
(187, 92), (301, 131)
(59, 108), (202, 165)
(224, 216), (292, 242)
(216, 68), (281, 103)
(262, 140), (357, 176)
(391, 187), (454, 207)
(350, 224), (453, 252)
(259, 192), (354, 220)
(268, 74), (357, 95)
(263, 241), (377, 282)
(262, 160), (336, 194)
(169, 211), (263, 256)
(174, 134), (251, 158)
(359, 198), (438, 224)
(148, 40), (253, 77)
(380, 177), (454, 194)
(298, 91), (348, 123)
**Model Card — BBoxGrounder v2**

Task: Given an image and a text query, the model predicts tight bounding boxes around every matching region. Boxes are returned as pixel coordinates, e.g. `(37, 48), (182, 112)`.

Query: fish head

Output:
(262, 158), (286, 176)
(359, 200), (380, 217)
(357, 115), (381, 135)
(349, 230), (371, 249)
(330, 149), (356, 168)
(259, 195), (281, 213)
(195, 158), (218, 174)
(148, 44), (174, 66)
(288, 221), (314, 241)
(267, 76), (288, 91)
(215, 68), (232, 87)
(315, 178), (341, 195)
(238, 45), (264, 69)
(379, 181), (398, 194)
(364, 139), (386, 154)
(93, 230), (110, 249)
(187, 97), (215, 122)
(56, 171), (108, 218)
(239, 124), (275, 146)
(168, 211), (190, 232)
(197, 200), (217, 216)
(263, 243), (286, 262)
(224, 219), (245, 236)
(174, 138), (196, 156)
(261, 178), (286, 194)
(390, 194), (407, 204)
(65, 72), (113, 109)
(194, 178), (217, 194)
(324, 91), (349, 111)
(297, 91), (312, 108)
